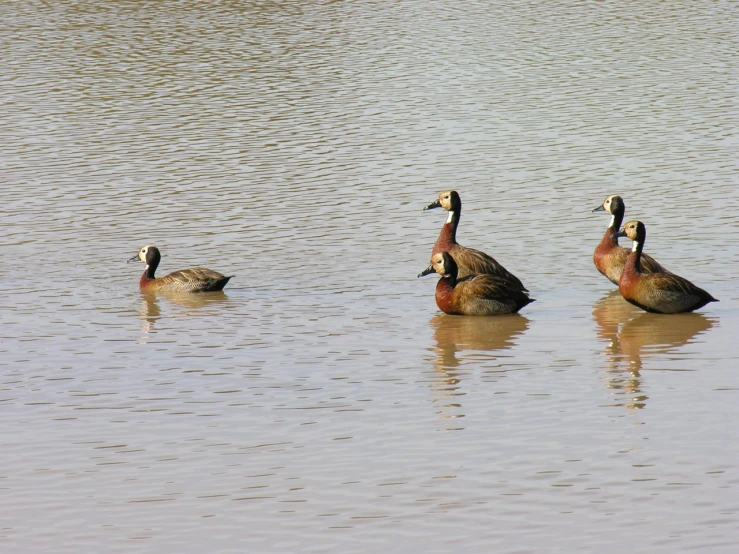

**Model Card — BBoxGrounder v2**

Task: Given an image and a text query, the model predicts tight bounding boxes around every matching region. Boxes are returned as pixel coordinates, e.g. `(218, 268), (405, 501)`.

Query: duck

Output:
(615, 221), (717, 314)
(128, 245), (233, 292)
(425, 190), (527, 290)
(592, 194), (668, 284)
(419, 252), (534, 316)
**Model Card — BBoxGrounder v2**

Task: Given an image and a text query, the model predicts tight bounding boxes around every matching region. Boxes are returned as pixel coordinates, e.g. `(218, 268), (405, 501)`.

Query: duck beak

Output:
(424, 199), (441, 211)
(592, 204), (605, 213)
(614, 228), (627, 239)
(127, 254), (140, 264)
(418, 264), (435, 278)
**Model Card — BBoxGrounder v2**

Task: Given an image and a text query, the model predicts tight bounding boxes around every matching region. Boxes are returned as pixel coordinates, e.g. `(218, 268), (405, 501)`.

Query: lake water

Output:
(1, 1), (738, 553)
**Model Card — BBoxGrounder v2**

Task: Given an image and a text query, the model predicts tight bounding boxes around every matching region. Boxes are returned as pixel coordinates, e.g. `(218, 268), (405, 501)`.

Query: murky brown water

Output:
(2, 1), (738, 553)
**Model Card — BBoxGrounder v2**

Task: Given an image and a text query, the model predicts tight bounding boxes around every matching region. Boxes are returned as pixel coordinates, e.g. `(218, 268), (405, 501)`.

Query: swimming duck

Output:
(419, 252), (534, 316)
(616, 221), (717, 314)
(128, 245), (233, 292)
(425, 190), (527, 290)
(593, 195), (668, 284)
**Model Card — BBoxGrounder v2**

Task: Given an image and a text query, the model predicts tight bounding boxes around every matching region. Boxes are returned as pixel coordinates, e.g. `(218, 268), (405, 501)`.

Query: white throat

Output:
(632, 241), (639, 252)
(446, 211), (455, 224)
(609, 214), (616, 229)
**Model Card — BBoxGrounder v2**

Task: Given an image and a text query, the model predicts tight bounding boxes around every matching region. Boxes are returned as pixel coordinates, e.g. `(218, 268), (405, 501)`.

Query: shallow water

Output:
(1, 1), (738, 553)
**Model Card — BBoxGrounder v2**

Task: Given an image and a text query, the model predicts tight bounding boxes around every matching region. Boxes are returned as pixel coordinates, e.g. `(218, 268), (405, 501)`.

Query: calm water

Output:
(1, 1), (738, 553)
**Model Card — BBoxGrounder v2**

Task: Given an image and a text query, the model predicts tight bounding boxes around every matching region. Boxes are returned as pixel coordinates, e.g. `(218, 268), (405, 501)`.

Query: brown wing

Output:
(172, 268), (226, 281)
(639, 251), (669, 274)
(646, 272), (710, 298)
(456, 274), (534, 315)
(457, 274), (521, 298)
(158, 268), (231, 292)
(628, 271), (716, 313)
(452, 245), (527, 291)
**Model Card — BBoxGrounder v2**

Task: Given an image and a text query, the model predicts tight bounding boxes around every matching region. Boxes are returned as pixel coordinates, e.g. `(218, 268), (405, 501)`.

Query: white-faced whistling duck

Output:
(593, 194), (668, 285)
(128, 245), (233, 292)
(424, 190), (528, 290)
(616, 221), (717, 314)
(419, 252), (534, 316)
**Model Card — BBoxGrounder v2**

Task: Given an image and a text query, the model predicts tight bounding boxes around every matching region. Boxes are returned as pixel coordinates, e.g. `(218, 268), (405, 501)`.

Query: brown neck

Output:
(623, 241), (643, 275)
(140, 272), (154, 288)
(436, 274), (455, 291)
(433, 210), (460, 252)
(435, 275), (456, 310)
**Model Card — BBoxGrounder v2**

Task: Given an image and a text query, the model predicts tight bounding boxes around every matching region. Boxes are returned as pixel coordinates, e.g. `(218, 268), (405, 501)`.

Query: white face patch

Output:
(139, 246), (154, 263)
(446, 210), (455, 224)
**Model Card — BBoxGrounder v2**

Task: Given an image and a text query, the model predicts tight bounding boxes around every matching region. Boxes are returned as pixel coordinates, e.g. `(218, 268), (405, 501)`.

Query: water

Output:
(1, 1), (737, 552)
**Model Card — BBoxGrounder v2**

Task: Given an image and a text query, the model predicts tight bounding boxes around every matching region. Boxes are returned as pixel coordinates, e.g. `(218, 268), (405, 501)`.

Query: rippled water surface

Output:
(2, 1), (738, 553)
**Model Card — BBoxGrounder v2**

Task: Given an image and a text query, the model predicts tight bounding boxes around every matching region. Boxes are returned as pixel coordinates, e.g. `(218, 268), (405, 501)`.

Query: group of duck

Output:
(128, 191), (717, 316)
(416, 190), (716, 316)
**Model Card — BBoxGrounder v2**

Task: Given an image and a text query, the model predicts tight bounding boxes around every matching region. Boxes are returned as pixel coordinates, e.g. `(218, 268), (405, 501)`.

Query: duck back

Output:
(436, 274), (534, 316)
(620, 270), (716, 314)
(142, 268), (232, 292)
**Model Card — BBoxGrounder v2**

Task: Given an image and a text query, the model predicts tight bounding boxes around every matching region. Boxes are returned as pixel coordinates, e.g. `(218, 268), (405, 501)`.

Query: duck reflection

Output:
(593, 290), (716, 409)
(592, 289), (641, 348)
(619, 312), (715, 369)
(431, 313), (530, 369)
(428, 314), (529, 428)
(137, 290), (230, 339)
